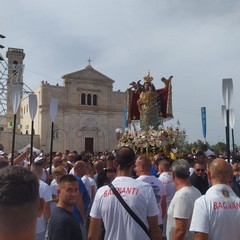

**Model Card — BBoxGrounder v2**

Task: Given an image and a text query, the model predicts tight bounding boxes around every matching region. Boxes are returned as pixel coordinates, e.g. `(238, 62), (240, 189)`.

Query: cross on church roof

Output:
(87, 58), (92, 66)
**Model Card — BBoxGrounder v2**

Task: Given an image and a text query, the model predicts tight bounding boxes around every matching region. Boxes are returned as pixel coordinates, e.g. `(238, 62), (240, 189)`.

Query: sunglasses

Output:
(196, 169), (205, 172)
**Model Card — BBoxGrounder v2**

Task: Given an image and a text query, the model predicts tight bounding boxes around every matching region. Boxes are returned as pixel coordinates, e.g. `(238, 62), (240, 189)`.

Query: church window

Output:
(87, 94), (92, 105)
(13, 60), (18, 75)
(81, 93), (86, 105)
(93, 94), (97, 106)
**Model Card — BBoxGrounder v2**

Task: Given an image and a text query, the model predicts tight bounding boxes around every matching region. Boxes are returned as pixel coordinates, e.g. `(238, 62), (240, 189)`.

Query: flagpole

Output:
(226, 109), (230, 163)
(49, 98), (58, 178)
(11, 114), (17, 165)
(11, 85), (21, 165)
(222, 78), (233, 163)
(229, 109), (235, 162)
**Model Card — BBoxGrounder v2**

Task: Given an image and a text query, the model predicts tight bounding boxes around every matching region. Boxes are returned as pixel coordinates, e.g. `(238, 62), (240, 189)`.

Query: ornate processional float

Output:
(116, 72), (186, 160)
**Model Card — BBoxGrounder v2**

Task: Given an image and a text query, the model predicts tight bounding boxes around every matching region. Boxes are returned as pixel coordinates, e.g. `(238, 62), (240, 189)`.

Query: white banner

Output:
(11, 85), (21, 114)
(50, 98), (58, 122)
(222, 78), (233, 110)
(29, 94), (37, 120)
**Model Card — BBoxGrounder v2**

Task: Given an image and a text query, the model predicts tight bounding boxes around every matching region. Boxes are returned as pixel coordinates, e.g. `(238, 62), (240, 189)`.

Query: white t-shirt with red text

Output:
(190, 184), (240, 240)
(158, 172), (176, 208)
(90, 176), (159, 240)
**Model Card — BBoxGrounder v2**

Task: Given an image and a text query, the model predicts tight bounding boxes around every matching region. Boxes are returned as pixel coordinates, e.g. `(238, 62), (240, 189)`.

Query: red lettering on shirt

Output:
(103, 187), (139, 197)
(213, 201), (240, 209)
(126, 187), (132, 194)
(104, 189), (113, 197)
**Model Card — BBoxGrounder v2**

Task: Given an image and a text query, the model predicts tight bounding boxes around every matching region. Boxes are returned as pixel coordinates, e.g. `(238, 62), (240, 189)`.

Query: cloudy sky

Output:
(1, 0), (240, 145)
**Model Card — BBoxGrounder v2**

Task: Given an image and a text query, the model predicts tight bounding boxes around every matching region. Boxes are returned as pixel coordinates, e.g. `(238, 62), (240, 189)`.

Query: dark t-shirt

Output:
(48, 206), (83, 240)
(190, 172), (209, 195)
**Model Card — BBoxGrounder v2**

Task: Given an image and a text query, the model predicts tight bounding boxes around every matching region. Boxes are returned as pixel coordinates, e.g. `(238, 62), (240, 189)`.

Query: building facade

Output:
(20, 64), (126, 153)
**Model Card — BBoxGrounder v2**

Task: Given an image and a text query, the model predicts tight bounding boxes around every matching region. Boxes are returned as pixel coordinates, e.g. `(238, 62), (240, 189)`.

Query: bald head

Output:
(134, 156), (152, 176)
(209, 158), (233, 184)
(74, 161), (87, 177)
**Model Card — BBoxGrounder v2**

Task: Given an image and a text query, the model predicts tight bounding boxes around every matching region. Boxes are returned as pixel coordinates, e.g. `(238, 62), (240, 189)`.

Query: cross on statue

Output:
(87, 58), (92, 66)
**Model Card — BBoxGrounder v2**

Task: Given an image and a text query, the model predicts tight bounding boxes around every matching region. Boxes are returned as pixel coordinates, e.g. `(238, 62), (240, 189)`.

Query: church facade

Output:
(19, 64), (126, 153)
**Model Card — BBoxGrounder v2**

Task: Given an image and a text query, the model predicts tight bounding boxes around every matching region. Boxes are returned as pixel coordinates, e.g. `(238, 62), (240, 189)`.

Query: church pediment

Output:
(62, 65), (114, 84)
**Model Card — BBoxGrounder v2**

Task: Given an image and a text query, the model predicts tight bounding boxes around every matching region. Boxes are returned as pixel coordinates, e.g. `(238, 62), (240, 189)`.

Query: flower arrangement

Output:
(116, 125), (186, 159)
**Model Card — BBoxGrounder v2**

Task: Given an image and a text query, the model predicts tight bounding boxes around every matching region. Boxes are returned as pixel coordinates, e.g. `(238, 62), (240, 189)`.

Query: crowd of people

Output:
(0, 144), (240, 240)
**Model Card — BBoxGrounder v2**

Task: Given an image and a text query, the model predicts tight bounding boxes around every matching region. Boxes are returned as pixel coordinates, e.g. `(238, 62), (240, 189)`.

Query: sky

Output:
(1, 0), (240, 145)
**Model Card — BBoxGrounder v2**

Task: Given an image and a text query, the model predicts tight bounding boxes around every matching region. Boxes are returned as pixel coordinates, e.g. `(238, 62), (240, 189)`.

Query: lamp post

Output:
(29, 94), (37, 164)
(49, 98), (58, 176)
(222, 78), (233, 163)
(11, 84), (21, 165)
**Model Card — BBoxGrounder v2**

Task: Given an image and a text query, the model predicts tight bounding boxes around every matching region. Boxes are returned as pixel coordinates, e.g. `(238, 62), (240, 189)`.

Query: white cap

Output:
(34, 156), (43, 162)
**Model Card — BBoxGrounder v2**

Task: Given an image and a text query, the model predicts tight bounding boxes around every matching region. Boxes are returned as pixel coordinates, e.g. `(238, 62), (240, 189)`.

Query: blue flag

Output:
(201, 107), (206, 139)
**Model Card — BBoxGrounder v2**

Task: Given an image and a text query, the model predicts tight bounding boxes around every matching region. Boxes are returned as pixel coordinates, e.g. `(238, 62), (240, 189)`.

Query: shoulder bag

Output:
(108, 182), (151, 238)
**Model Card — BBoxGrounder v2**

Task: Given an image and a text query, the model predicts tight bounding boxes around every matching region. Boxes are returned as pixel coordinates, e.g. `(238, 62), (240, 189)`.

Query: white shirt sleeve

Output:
(190, 197), (209, 234)
(173, 195), (193, 219)
(44, 184), (53, 202)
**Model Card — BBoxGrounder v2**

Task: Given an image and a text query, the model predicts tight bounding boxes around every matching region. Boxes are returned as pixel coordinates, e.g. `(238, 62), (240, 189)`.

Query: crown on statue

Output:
(144, 71), (153, 83)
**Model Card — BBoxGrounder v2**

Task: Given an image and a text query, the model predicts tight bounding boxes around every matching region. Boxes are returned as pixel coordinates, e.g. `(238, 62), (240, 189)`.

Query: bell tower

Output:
(5, 48), (25, 132)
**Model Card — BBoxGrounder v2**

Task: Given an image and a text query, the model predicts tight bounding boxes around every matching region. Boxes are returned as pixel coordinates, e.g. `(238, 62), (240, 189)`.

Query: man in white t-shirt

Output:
(136, 155), (166, 230)
(158, 158), (176, 207)
(88, 146), (162, 240)
(158, 158), (176, 239)
(190, 158), (240, 240)
(31, 162), (52, 240)
(166, 159), (201, 240)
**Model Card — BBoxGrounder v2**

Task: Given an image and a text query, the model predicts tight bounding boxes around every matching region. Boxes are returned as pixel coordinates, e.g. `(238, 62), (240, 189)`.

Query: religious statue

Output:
(127, 72), (173, 130)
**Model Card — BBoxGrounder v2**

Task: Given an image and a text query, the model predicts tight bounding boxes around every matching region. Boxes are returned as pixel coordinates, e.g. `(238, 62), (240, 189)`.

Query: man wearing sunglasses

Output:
(190, 159), (209, 195)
